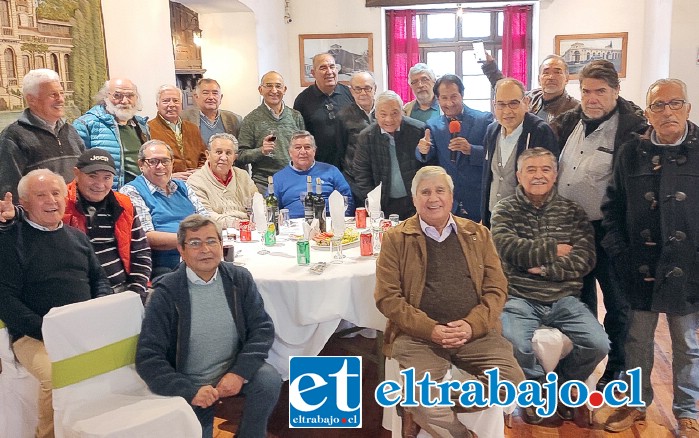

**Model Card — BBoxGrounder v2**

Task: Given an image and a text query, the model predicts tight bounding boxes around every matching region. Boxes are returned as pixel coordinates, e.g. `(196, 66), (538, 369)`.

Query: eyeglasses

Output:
(184, 238), (221, 249)
(261, 83), (285, 90)
(494, 100), (523, 110)
(325, 103), (335, 120)
(648, 99), (686, 113)
(410, 77), (432, 86)
(351, 86), (374, 94)
(110, 92), (136, 101)
(142, 158), (172, 167)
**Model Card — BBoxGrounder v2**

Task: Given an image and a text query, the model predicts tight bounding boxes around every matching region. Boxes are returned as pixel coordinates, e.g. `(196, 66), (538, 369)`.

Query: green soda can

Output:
(264, 223), (276, 246)
(297, 240), (310, 265)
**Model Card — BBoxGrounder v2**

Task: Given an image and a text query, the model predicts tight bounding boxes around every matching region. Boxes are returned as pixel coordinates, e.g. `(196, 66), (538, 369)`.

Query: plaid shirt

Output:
(120, 178), (209, 233)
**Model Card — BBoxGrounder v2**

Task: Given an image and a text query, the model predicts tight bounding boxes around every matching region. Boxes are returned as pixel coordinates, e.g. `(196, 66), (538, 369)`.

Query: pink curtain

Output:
(502, 5), (531, 85)
(387, 10), (419, 103)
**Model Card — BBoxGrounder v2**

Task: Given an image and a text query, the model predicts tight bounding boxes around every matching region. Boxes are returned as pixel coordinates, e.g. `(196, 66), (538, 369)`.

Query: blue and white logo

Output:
(289, 356), (362, 428)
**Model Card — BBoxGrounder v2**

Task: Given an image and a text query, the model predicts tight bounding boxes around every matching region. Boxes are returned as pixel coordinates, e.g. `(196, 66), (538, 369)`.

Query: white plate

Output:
(311, 239), (360, 251)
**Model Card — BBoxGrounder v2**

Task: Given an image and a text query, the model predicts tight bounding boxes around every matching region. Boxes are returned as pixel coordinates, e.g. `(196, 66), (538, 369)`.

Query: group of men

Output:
(0, 47), (697, 438)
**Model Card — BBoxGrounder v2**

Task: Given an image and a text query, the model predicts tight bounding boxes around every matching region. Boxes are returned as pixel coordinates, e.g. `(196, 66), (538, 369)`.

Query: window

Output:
(0, 1), (10, 28)
(413, 8), (514, 112)
(5, 48), (16, 81)
(22, 55), (31, 76)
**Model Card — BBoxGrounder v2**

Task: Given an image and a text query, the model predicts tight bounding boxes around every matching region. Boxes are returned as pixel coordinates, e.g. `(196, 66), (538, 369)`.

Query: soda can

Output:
(239, 220), (251, 241)
(296, 240), (310, 265)
(389, 214), (400, 227)
(360, 231), (373, 256)
(355, 207), (367, 229)
(264, 223), (276, 246)
(381, 219), (392, 231)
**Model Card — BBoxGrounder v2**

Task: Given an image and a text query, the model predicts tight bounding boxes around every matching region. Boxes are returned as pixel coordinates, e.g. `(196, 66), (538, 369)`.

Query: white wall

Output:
(669, 0), (699, 111)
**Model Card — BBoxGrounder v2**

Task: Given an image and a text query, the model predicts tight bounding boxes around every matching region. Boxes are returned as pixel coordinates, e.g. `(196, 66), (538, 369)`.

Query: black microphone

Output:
(448, 120), (461, 163)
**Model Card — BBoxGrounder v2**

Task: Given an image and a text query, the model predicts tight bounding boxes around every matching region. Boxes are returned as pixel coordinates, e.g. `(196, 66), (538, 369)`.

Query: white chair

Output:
(41, 292), (201, 438)
(0, 320), (40, 438)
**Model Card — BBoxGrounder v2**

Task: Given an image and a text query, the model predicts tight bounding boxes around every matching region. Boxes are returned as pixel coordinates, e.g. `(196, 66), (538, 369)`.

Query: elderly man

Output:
(148, 84), (207, 181)
(136, 214), (281, 438)
(0, 69), (84, 199)
(0, 169), (111, 438)
(483, 54), (579, 123)
(481, 78), (558, 226)
(293, 53), (354, 168)
(375, 165), (524, 438)
(601, 79), (699, 436)
(552, 60), (647, 390)
(182, 78), (243, 144)
(238, 71), (305, 191)
(120, 140), (209, 278)
(490, 147), (609, 424)
(404, 63), (440, 123)
(187, 133), (258, 229)
(337, 71), (376, 201)
(416, 75), (493, 222)
(354, 91), (427, 219)
(73, 78), (150, 189)
(272, 130), (353, 219)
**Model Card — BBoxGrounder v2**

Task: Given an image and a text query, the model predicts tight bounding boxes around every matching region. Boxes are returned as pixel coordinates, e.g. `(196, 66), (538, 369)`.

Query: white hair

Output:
(22, 69), (61, 97)
(17, 169), (66, 200)
(155, 84), (183, 102)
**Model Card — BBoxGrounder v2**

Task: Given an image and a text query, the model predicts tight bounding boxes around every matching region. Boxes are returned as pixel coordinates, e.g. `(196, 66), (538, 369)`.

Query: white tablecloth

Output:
(233, 219), (386, 379)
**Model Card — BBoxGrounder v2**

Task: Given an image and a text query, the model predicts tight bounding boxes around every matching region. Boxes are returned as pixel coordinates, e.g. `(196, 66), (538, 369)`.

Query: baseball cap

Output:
(76, 148), (116, 174)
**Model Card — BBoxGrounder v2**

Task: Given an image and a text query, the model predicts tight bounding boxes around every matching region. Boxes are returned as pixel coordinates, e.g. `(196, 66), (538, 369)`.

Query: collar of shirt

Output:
(291, 161), (316, 172)
(211, 165), (233, 186)
(264, 101), (285, 119)
(356, 102), (374, 118)
(25, 217), (63, 231)
(380, 126), (401, 135)
(158, 113), (181, 134)
(419, 215), (457, 242)
(144, 176), (178, 196)
(186, 266), (218, 285)
(30, 111), (64, 133)
(651, 123), (688, 146)
(500, 121), (524, 140)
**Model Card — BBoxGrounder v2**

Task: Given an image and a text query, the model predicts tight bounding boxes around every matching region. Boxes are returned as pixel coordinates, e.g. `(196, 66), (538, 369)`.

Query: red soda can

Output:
(360, 231), (373, 256)
(239, 220), (252, 241)
(355, 207), (367, 229)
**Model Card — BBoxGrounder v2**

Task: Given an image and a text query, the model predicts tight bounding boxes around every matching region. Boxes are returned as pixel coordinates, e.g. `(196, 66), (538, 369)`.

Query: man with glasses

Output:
(416, 74), (493, 222)
(483, 54), (579, 123)
(293, 53), (354, 168)
(136, 214), (281, 438)
(120, 140), (209, 279)
(552, 60), (647, 392)
(337, 71), (376, 202)
(601, 79), (699, 436)
(404, 63), (440, 123)
(0, 69), (84, 199)
(238, 71), (305, 192)
(74, 78), (151, 189)
(182, 78), (243, 145)
(481, 78), (557, 226)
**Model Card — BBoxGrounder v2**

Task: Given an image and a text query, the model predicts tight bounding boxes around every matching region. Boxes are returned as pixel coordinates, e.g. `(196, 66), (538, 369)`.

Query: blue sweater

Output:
(272, 162), (354, 219)
(135, 263), (275, 403)
(418, 105), (493, 222)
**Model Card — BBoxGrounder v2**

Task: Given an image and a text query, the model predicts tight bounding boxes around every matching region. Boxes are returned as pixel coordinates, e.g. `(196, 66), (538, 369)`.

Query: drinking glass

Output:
(369, 211), (384, 255)
(266, 129), (277, 158)
(330, 236), (345, 264)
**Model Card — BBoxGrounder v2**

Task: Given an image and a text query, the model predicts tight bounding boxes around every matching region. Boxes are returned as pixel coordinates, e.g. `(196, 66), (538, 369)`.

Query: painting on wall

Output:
(299, 33), (373, 87)
(0, 0), (108, 130)
(555, 32), (628, 79)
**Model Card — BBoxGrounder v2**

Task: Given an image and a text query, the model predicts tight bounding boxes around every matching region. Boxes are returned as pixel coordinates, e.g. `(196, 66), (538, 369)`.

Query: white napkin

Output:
(252, 192), (267, 234)
(329, 190), (346, 236)
(366, 183), (382, 215)
(303, 219), (320, 240)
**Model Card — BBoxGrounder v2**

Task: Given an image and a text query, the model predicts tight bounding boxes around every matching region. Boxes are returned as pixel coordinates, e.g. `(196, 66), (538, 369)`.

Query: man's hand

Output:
(431, 320), (472, 349)
(191, 385), (219, 408)
(172, 169), (196, 181)
(527, 266), (542, 275)
(215, 372), (245, 398)
(448, 137), (472, 155)
(417, 129), (432, 155)
(557, 244), (573, 257)
(0, 192), (15, 222)
(262, 135), (276, 156)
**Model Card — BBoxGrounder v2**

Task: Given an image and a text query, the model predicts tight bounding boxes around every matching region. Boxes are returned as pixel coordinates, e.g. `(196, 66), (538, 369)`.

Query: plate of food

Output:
(311, 228), (360, 250)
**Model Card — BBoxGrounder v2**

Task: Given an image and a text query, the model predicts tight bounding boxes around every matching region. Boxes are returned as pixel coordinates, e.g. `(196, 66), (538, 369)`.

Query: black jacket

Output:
(336, 103), (372, 195)
(601, 121), (699, 315)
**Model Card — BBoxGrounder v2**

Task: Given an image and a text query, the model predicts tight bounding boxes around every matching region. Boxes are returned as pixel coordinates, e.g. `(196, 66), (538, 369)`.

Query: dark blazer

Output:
(353, 117), (428, 210)
(481, 112), (559, 226)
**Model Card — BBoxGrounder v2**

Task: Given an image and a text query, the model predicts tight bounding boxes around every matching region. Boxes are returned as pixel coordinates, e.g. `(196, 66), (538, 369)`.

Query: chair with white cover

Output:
(41, 292), (201, 438)
(0, 319), (39, 438)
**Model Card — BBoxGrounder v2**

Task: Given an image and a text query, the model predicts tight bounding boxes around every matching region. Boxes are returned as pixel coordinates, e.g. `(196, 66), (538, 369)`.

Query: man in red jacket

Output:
(63, 148), (152, 299)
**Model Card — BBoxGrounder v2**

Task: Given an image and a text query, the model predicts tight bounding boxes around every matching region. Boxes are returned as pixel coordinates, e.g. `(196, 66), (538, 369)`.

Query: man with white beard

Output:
(74, 78), (151, 189)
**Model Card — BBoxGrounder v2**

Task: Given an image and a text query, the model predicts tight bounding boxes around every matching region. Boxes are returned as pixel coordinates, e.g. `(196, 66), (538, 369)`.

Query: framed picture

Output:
(554, 32), (628, 79)
(299, 33), (373, 87)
